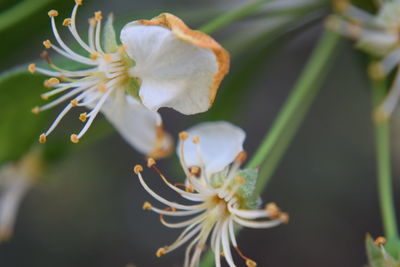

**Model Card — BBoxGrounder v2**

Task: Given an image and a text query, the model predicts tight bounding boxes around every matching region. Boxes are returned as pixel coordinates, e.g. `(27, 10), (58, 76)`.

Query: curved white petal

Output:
(177, 121), (245, 176)
(101, 91), (172, 157)
(120, 14), (229, 115)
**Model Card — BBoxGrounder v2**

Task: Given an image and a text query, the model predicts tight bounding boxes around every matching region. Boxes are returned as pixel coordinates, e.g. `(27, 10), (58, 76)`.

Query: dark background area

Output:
(1, 0), (399, 266)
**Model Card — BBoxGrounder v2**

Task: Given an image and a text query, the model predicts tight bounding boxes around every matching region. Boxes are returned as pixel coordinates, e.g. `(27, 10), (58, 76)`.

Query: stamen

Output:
(31, 106), (40, 114)
(192, 136), (200, 144)
(48, 10), (59, 17)
(374, 236), (386, 246)
(63, 18), (72, 26)
(28, 64), (36, 73)
(48, 77), (60, 85)
(234, 246), (257, 267)
(39, 133), (47, 144)
(75, 0), (83, 5)
(235, 151), (247, 164)
(79, 112), (87, 122)
(189, 166), (201, 177)
(156, 247), (168, 257)
(70, 134), (79, 143)
(43, 40), (52, 49)
(179, 131), (189, 141)
(70, 99), (79, 106)
(147, 157), (156, 168)
(133, 165), (143, 174)
(143, 202), (152, 210)
(265, 202), (280, 219)
(279, 212), (289, 224)
(94, 11), (103, 21)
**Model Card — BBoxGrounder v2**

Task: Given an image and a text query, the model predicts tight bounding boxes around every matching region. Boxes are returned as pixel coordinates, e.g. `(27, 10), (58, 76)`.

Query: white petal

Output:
(101, 91), (172, 157)
(177, 121), (245, 176)
(120, 14), (229, 115)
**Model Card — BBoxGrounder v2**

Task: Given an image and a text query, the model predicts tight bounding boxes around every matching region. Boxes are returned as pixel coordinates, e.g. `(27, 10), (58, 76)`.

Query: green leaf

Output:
(0, 68), (50, 164)
(103, 13), (119, 53)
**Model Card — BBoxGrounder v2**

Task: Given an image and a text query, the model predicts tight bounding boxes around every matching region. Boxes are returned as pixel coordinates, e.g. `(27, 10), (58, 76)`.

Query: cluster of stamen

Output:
(30, 0), (131, 144)
(326, 0), (400, 121)
(133, 131), (288, 267)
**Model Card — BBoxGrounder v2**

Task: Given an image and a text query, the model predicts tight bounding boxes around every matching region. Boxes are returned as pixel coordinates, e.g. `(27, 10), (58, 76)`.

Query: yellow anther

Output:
(235, 175), (245, 185)
(48, 10), (59, 17)
(28, 63), (36, 73)
(279, 212), (289, 224)
(95, 11), (103, 21)
(156, 247), (167, 257)
(39, 134), (47, 144)
(75, 0), (83, 5)
(179, 131), (189, 141)
(186, 185), (194, 193)
(235, 151), (247, 163)
(192, 136), (200, 144)
(31, 106), (40, 114)
(133, 165), (143, 174)
(48, 77), (60, 85)
(147, 158), (156, 168)
(332, 0), (349, 13)
(79, 112), (87, 122)
(142, 202), (152, 210)
(103, 54), (112, 62)
(374, 236), (387, 246)
(70, 134), (80, 143)
(70, 99), (79, 107)
(41, 94), (49, 100)
(63, 18), (72, 26)
(266, 202), (280, 219)
(44, 80), (51, 88)
(43, 40), (52, 49)
(90, 53), (99, 60)
(189, 166), (201, 176)
(246, 259), (257, 267)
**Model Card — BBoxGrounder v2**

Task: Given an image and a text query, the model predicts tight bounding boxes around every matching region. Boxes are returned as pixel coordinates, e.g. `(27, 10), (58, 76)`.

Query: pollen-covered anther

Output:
(147, 157), (156, 168)
(185, 185), (194, 193)
(63, 18), (72, 26)
(70, 134), (79, 143)
(133, 165), (143, 174)
(31, 106), (40, 114)
(189, 166), (201, 176)
(28, 64), (36, 73)
(41, 94), (49, 100)
(39, 133), (47, 144)
(48, 77), (60, 85)
(192, 136), (200, 144)
(374, 236), (387, 246)
(266, 202), (281, 219)
(179, 131), (189, 141)
(79, 113), (87, 122)
(70, 99), (79, 107)
(156, 247), (168, 257)
(142, 202), (152, 210)
(235, 151), (247, 163)
(48, 10), (59, 17)
(75, 0), (83, 5)
(94, 11), (103, 21)
(88, 17), (96, 26)
(332, 0), (349, 13)
(43, 40), (52, 49)
(246, 259), (257, 267)
(279, 212), (289, 224)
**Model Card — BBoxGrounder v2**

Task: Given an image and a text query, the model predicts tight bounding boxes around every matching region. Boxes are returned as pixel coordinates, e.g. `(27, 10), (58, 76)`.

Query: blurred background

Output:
(0, 0), (398, 266)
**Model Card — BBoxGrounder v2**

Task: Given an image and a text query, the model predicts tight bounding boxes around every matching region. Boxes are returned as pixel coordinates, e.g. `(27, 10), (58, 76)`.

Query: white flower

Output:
(326, 0), (400, 121)
(30, 0), (229, 157)
(0, 148), (44, 242)
(133, 121), (288, 267)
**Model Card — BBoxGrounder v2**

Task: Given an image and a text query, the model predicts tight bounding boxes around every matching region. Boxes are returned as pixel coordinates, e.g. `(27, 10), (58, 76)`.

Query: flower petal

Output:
(101, 91), (173, 158)
(120, 13), (230, 115)
(177, 121), (245, 176)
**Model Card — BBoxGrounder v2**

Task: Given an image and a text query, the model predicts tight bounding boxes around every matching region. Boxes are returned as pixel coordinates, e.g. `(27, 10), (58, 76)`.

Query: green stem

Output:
(371, 81), (398, 240)
(248, 31), (341, 193)
(199, 0), (274, 34)
(200, 30), (341, 267)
